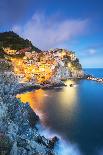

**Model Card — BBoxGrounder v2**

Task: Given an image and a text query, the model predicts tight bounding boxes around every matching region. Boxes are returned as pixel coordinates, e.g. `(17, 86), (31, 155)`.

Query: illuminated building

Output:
(3, 47), (17, 55)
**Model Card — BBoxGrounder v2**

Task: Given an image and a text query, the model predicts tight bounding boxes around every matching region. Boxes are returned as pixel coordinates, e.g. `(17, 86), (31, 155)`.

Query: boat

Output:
(70, 84), (74, 87)
(70, 84), (78, 87)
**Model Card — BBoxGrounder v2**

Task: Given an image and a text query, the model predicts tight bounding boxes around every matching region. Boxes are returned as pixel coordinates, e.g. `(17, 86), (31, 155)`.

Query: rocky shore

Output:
(84, 74), (103, 83)
(0, 72), (58, 155)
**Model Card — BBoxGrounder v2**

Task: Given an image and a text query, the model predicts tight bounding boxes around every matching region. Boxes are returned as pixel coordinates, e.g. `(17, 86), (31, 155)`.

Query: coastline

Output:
(0, 71), (58, 155)
(1, 69), (102, 155)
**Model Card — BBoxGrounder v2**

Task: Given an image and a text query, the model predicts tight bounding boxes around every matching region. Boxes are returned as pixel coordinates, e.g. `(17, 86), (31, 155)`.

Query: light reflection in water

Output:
(16, 89), (47, 122)
(16, 89), (45, 110)
(16, 81), (82, 155)
(59, 80), (77, 110)
(59, 80), (78, 124)
(16, 80), (78, 124)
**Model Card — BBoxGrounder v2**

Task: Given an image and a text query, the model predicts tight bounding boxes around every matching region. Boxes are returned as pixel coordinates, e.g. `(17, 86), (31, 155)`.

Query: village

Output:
(2, 47), (83, 84)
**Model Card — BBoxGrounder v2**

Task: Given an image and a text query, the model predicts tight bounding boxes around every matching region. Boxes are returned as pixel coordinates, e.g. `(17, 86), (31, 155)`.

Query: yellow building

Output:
(3, 47), (16, 55)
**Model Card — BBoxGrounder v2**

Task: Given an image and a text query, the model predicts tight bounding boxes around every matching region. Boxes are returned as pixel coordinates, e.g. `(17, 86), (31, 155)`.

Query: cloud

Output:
(78, 43), (103, 58)
(77, 45), (103, 68)
(78, 48), (97, 58)
(88, 48), (96, 55)
(12, 13), (88, 50)
(80, 55), (103, 68)
(0, 0), (34, 27)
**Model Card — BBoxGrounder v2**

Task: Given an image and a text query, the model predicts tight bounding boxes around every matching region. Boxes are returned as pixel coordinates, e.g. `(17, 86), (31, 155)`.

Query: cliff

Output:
(0, 31), (41, 54)
(0, 72), (57, 155)
(0, 32), (84, 154)
(0, 32), (84, 83)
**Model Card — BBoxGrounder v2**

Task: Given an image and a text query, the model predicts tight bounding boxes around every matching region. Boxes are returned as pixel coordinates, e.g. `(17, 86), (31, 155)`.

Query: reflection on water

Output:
(59, 80), (77, 112)
(17, 89), (45, 111)
(17, 89), (47, 121)
(16, 80), (81, 154)
(16, 80), (80, 143)
(16, 80), (78, 124)
(16, 74), (103, 155)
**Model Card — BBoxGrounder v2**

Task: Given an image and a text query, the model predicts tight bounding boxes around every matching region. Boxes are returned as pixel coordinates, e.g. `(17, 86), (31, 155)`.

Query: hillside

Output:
(0, 31), (41, 53)
(9, 48), (84, 83)
(0, 31), (84, 82)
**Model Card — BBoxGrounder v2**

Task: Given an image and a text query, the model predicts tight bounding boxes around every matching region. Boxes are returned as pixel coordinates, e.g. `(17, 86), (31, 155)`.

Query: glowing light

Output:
(10, 54), (57, 83)
(9, 49), (78, 83)
(68, 63), (71, 68)
(16, 89), (45, 111)
(58, 80), (78, 119)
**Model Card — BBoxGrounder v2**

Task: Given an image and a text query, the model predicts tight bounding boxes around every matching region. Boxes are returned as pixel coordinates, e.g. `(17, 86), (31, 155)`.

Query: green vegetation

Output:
(0, 31), (82, 74)
(62, 52), (82, 70)
(0, 31), (41, 52)
(71, 58), (82, 70)
(0, 51), (5, 58)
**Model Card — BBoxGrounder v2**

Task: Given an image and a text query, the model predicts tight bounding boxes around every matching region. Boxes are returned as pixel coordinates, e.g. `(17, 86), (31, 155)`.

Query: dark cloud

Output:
(0, 0), (35, 27)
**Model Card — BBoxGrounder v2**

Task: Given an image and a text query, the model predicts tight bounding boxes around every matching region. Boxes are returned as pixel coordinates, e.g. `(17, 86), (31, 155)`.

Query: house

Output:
(3, 47), (16, 55)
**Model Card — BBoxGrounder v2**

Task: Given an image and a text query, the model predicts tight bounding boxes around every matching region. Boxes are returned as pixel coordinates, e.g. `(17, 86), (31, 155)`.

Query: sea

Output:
(17, 68), (103, 155)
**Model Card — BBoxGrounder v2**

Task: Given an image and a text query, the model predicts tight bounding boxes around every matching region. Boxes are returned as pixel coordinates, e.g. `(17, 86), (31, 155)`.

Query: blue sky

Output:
(0, 0), (103, 68)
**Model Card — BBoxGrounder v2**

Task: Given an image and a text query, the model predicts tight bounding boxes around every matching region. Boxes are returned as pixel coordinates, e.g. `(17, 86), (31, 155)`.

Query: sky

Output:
(0, 0), (103, 68)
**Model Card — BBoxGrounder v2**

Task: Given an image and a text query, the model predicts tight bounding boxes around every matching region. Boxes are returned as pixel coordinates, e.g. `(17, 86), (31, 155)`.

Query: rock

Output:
(0, 101), (7, 120)
(7, 122), (19, 141)
(28, 106), (39, 128)
(0, 72), (57, 155)
(51, 136), (58, 143)
(17, 147), (28, 155)
(46, 150), (55, 155)
(48, 136), (59, 149)
(0, 133), (12, 155)
(17, 137), (28, 148)
(10, 141), (18, 155)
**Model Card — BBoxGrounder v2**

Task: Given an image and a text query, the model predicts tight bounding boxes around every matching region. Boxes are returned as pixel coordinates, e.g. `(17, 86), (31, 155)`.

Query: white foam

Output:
(36, 123), (82, 155)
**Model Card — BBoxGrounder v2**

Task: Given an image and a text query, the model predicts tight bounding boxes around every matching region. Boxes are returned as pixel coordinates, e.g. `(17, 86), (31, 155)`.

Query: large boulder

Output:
(48, 136), (59, 149)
